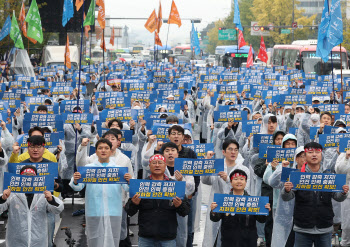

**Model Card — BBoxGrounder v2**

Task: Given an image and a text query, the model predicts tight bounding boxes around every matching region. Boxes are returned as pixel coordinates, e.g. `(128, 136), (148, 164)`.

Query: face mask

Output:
(133, 106), (141, 110)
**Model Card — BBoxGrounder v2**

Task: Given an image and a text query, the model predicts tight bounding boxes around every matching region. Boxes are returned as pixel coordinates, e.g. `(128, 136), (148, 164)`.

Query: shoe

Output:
(257, 237), (264, 247)
(72, 209), (85, 216)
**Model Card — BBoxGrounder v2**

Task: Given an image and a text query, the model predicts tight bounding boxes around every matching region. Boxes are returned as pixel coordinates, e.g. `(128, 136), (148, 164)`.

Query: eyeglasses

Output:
(28, 145), (44, 150)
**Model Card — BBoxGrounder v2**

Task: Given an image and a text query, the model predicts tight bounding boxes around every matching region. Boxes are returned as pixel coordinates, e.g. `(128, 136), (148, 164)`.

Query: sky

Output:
(105, 0), (232, 48)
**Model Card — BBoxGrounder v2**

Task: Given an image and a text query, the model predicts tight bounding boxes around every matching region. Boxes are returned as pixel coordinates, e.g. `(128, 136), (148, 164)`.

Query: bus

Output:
(215, 45), (254, 68)
(174, 45), (202, 59)
(272, 42), (348, 75)
(132, 45), (144, 55)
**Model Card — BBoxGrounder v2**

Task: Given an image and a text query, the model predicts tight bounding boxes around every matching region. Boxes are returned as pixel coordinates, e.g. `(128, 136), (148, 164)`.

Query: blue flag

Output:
(316, 0), (331, 62)
(62, 0), (74, 27)
(0, 15), (11, 42)
(191, 23), (200, 56)
(328, 0), (343, 48)
(233, 0), (243, 31)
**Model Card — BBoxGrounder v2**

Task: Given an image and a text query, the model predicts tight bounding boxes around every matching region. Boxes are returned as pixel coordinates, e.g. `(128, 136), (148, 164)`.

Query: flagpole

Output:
(89, 29), (92, 74)
(165, 0), (173, 66)
(103, 29), (105, 88)
(340, 43), (343, 103)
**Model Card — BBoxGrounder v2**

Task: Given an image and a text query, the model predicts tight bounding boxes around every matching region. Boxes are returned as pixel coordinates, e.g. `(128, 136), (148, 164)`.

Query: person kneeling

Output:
(210, 169), (270, 247)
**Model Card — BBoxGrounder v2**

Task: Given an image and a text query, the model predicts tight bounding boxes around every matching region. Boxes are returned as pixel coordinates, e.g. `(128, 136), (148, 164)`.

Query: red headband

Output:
(20, 168), (37, 176)
(304, 148), (322, 153)
(149, 154), (166, 164)
(230, 173), (247, 181)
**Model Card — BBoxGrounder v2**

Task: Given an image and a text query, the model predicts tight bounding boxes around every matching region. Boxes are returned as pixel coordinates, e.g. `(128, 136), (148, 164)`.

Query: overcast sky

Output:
(105, 0), (232, 48)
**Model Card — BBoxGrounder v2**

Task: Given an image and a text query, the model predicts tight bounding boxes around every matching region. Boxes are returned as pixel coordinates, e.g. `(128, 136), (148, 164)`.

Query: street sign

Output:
(203, 36), (209, 40)
(218, 29), (237, 40)
(292, 22), (297, 28)
(281, 29), (291, 34)
(298, 25), (303, 29)
(203, 40), (209, 45)
(268, 23), (274, 31)
(251, 21), (270, 36)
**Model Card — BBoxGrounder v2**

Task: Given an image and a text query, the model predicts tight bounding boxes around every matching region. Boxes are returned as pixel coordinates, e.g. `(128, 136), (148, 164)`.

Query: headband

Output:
(149, 154), (166, 164)
(230, 172), (247, 181)
(73, 110), (82, 113)
(304, 148), (322, 153)
(20, 168), (36, 176)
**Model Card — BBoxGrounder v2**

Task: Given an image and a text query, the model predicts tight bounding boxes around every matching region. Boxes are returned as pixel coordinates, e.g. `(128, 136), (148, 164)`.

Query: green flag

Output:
(25, 0), (43, 43)
(84, 0), (95, 27)
(10, 11), (24, 49)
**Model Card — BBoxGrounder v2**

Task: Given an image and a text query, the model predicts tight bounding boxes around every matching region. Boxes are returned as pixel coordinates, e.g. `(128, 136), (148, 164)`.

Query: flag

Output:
(96, 0), (105, 29)
(65, 35), (71, 69)
(258, 35), (268, 63)
(191, 23), (200, 56)
(84, 0), (95, 27)
(0, 15), (11, 42)
(84, 13), (91, 38)
(62, 0), (74, 27)
(316, 0), (331, 62)
(100, 32), (106, 52)
(25, 0), (43, 43)
(10, 11), (24, 49)
(110, 27), (115, 46)
(167, 0), (181, 27)
(95, 26), (103, 41)
(76, 0), (84, 11)
(246, 45), (253, 68)
(145, 9), (157, 33)
(328, 0), (343, 48)
(155, 31), (162, 46)
(19, 2), (37, 44)
(157, 1), (162, 33)
(238, 30), (246, 49)
(233, 0), (243, 31)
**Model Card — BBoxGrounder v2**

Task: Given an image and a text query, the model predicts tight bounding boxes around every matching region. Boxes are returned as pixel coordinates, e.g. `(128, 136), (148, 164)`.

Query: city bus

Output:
(131, 45), (144, 55)
(215, 45), (254, 68)
(173, 45), (202, 59)
(272, 42), (348, 75)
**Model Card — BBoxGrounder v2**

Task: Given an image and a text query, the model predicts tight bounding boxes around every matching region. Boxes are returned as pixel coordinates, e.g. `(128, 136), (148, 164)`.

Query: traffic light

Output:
(260, 26), (269, 31)
(219, 27), (227, 30)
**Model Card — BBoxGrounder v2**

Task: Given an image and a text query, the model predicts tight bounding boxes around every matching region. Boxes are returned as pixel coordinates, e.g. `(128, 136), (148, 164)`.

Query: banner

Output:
(60, 100), (90, 113)
(100, 109), (132, 121)
(339, 138), (350, 152)
(8, 163), (58, 179)
(23, 114), (63, 132)
(29, 104), (59, 115)
(174, 158), (224, 176)
(258, 144), (281, 158)
(266, 148), (296, 163)
(129, 179), (186, 199)
(290, 172), (346, 192)
(319, 133), (350, 148)
(77, 167), (128, 184)
(243, 124), (261, 136)
(3, 172), (54, 193)
(62, 113), (93, 125)
(102, 97), (131, 108)
(213, 194), (269, 215)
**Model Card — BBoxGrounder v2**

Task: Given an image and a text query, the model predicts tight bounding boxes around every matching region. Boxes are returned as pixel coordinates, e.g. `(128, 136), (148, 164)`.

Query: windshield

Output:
(302, 51), (347, 74)
(133, 47), (143, 51)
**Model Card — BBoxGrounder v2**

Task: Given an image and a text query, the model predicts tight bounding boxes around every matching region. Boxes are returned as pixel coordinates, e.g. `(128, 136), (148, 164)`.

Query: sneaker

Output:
(257, 237), (264, 246)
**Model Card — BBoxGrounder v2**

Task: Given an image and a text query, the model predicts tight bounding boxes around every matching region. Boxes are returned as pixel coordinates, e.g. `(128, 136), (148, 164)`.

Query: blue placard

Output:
(8, 163), (58, 179)
(129, 179), (186, 199)
(62, 113), (93, 125)
(334, 114), (350, 124)
(51, 86), (73, 95)
(100, 109), (133, 121)
(258, 144), (281, 159)
(77, 167), (128, 184)
(281, 167), (298, 182)
(60, 100), (90, 113)
(174, 158), (224, 176)
(289, 128), (299, 137)
(339, 138), (350, 152)
(213, 194), (269, 215)
(183, 143), (214, 158)
(29, 104), (59, 115)
(17, 132), (62, 149)
(102, 97), (131, 108)
(3, 172), (54, 193)
(266, 148), (296, 163)
(253, 134), (274, 148)
(244, 124), (262, 135)
(213, 111), (248, 122)
(290, 172), (346, 192)
(319, 133), (350, 148)
(310, 127), (319, 140)
(23, 114), (63, 133)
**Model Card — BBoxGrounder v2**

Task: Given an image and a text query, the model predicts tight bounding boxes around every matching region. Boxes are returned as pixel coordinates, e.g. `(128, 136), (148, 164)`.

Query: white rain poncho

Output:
(201, 155), (247, 247)
(69, 160), (129, 247)
(0, 193), (63, 247)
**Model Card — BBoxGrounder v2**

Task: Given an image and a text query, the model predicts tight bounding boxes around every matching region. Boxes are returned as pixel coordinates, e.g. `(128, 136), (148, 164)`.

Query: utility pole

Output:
(292, 0), (295, 42)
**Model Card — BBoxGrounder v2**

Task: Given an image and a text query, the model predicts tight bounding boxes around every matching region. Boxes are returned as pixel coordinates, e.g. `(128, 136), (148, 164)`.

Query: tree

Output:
(250, 0), (317, 46)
